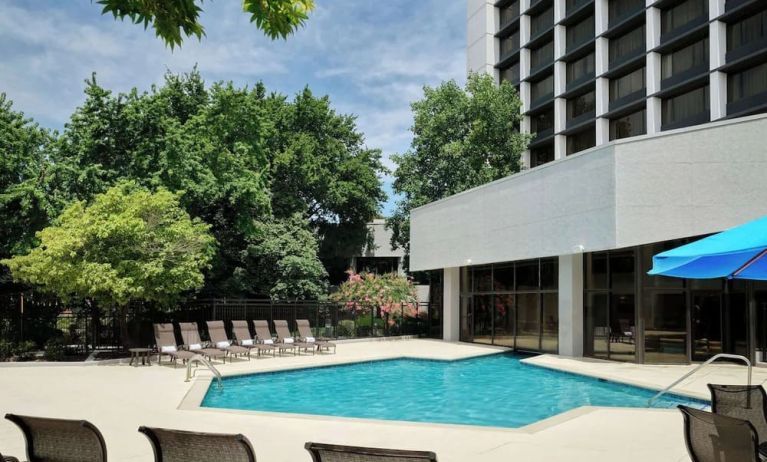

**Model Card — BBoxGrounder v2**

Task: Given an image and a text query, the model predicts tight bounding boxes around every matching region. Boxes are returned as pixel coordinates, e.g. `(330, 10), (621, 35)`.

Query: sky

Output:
(0, 0), (467, 216)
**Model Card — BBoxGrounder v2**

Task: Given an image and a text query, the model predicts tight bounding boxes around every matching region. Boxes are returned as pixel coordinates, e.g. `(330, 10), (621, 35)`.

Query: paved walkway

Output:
(0, 339), (758, 461)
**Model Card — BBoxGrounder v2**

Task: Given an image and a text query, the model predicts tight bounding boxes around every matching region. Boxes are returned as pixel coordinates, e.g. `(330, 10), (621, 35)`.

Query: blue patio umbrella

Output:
(648, 215), (767, 280)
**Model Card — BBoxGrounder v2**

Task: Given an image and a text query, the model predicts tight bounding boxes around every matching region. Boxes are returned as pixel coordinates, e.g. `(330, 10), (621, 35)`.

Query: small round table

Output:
(129, 348), (152, 366)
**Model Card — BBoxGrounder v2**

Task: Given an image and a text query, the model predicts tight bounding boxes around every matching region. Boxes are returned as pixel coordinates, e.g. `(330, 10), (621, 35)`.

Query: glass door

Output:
(691, 292), (723, 361)
(643, 291), (688, 363)
(472, 295), (493, 345)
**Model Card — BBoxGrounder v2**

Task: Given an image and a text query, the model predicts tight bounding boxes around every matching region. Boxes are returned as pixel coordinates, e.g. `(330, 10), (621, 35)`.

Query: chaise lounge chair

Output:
(253, 320), (296, 356)
(305, 442), (437, 462)
(297, 319), (336, 354)
(678, 405), (760, 462)
(708, 384), (767, 457)
(231, 320), (277, 357)
(139, 426), (256, 462)
(153, 323), (196, 368)
(274, 320), (314, 355)
(5, 414), (107, 462)
(206, 321), (250, 361)
(178, 322), (227, 364)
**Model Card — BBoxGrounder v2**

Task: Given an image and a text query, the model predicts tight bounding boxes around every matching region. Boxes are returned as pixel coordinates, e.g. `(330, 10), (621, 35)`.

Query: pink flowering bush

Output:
(331, 271), (419, 325)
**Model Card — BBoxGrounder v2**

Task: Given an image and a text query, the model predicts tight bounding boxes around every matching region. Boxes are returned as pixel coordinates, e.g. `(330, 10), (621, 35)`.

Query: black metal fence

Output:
(0, 293), (440, 358)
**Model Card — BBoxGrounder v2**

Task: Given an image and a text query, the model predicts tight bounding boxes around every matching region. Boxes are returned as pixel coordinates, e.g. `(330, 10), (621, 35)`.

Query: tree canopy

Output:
(98, 0), (315, 48)
(388, 73), (530, 257)
(1, 182), (215, 307)
(0, 70), (385, 299)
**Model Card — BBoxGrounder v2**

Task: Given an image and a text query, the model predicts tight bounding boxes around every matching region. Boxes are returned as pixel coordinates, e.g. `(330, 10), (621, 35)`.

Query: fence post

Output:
(212, 299), (218, 321)
(19, 293), (24, 343)
(401, 303), (405, 335)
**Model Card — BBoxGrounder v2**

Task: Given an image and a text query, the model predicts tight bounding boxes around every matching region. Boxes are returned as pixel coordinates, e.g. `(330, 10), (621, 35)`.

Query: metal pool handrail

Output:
(185, 354), (223, 389)
(647, 353), (751, 407)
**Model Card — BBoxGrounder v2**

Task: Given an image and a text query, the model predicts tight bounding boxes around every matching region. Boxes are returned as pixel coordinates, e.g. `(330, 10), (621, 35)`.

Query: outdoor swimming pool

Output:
(201, 353), (707, 428)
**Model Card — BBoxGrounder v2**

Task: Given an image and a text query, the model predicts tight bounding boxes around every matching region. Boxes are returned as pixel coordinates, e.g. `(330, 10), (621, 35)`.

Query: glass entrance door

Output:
(691, 292), (723, 361)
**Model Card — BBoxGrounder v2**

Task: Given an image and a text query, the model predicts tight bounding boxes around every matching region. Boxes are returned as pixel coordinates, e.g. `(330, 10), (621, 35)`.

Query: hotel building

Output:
(411, 0), (767, 364)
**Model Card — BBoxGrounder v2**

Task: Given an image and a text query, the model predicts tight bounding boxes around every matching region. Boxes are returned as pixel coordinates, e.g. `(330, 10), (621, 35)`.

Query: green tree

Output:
(0, 94), (58, 270)
(1, 182), (216, 345)
(236, 215), (328, 300)
(265, 88), (386, 282)
(51, 71), (273, 294)
(388, 73), (530, 257)
(98, 0), (315, 48)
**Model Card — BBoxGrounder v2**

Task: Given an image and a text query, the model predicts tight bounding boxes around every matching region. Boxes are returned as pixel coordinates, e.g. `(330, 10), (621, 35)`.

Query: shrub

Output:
(0, 341), (13, 361)
(44, 337), (67, 361)
(331, 272), (419, 326)
(13, 341), (37, 361)
(336, 320), (356, 338)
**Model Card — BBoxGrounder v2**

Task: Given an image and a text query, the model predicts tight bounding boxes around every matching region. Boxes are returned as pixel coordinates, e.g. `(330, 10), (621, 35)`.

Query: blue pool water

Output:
(201, 353), (707, 428)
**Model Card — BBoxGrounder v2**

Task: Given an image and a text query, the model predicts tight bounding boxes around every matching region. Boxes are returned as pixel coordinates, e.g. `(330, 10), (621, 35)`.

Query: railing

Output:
(185, 354), (223, 389)
(647, 353), (752, 407)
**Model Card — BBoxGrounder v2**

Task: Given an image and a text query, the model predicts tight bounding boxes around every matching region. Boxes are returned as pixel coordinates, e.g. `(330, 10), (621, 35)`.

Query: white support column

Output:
(595, 77), (610, 144)
(595, 0), (609, 35)
(443, 267), (461, 342)
(467, 0), (497, 77)
(646, 6), (662, 133)
(554, 98), (567, 159)
(709, 13), (727, 120)
(558, 254), (584, 357)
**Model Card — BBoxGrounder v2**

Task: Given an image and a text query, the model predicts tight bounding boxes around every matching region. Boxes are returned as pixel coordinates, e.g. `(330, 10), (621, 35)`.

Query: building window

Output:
(500, 0), (520, 28)
(661, 0), (707, 36)
(728, 9), (767, 52)
(500, 30), (521, 58)
(567, 52), (595, 84)
(609, 109), (646, 140)
(459, 258), (558, 352)
(530, 40), (554, 70)
(530, 145), (555, 167)
(608, 0), (645, 25)
(609, 67), (645, 102)
(567, 90), (596, 120)
(530, 74), (554, 102)
(530, 109), (555, 135)
(728, 61), (767, 103)
(567, 15), (595, 51)
(500, 62), (520, 84)
(661, 85), (709, 127)
(566, 127), (596, 155)
(530, 5), (554, 38)
(661, 38), (708, 80)
(609, 25), (645, 65)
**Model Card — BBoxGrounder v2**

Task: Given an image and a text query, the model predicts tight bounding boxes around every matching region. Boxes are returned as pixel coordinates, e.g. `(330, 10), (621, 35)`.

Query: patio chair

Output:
(708, 384), (767, 456)
(206, 321), (250, 361)
(178, 322), (227, 364)
(678, 405), (760, 462)
(1, 452), (19, 462)
(296, 319), (336, 354)
(139, 426), (256, 462)
(305, 442), (437, 462)
(5, 414), (107, 462)
(231, 320), (277, 357)
(253, 320), (296, 356)
(274, 320), (315, 355)
(153, 323), (196, 368)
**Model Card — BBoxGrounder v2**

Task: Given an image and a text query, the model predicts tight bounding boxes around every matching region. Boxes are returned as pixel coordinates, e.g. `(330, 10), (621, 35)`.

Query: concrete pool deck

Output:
(0, 339), (763, 461)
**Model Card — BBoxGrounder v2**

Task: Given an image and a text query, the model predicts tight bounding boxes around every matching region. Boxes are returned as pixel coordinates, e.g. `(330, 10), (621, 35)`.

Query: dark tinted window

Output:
(609, 109), (646, 140)
(531, 146), (555, 167)
(661, 0), (707, 35)
(500, 0), (520, 27)
(609, 25), (645, 65)
(531, 40), (555, 69)
(728, 61), (767, 103)
(661, 38), (708, 79)
(609, 0), (645, 25)
(531, 74), (554, 101)
(530, 6), (554, 37)
(728, 9), (767, 52)
(662, 85), (709, 126)
(567, 90), (596, 119)
(566, 128), (596, 155)
(530, 109), (555, 134)
(610, 67), (645, 101)
(516, 260), (539, 290)
(567, 15), (595, 50)
(567, 52), (595, 83)
(500, 62), (520, 83)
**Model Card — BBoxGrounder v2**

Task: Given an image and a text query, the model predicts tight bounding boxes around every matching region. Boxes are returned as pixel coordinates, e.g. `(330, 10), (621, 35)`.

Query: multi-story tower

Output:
(468, 0), (767, 167)
(411, 0), (767, 365)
